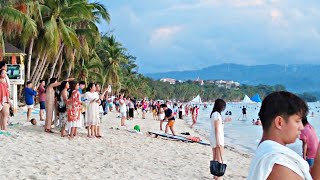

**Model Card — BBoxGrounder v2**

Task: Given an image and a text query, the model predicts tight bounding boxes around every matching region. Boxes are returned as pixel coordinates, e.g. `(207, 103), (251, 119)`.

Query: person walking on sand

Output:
(24, 81), (37, 122)
(67, 81), (82, 139)
(38, 80), (46, 121)
(0, 69), (11, 132)
(300, 116), (319, 168)
(128, 98), (135, 120)
(161, 104), (176, 136)
(248, 91), (320, 180)
(209, 99), (231, 180)
(191, 105), (199, 129)
(44, 77), (74, 133)
(158, 104), (165, 130)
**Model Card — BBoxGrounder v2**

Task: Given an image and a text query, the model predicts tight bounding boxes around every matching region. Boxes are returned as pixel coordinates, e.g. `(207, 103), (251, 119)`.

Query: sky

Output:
(97, 0), (320, 73)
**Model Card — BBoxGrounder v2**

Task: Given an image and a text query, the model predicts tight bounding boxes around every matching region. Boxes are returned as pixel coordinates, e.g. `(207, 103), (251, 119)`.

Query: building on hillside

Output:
(160, 78), (176, 84)
(194, 77), (204, 85)
(206, 80), (240, 89)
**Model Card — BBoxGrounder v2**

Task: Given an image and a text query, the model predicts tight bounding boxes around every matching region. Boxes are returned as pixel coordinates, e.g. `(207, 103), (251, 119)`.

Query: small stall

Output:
(3, 42), (26, 112)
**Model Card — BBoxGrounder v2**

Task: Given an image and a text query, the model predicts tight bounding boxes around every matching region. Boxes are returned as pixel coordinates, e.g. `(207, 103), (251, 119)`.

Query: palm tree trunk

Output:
(49, 43), (64, 79)
(56, 55), (64, 80)
(31, 53), (43, 79)
(67, 49), (76, 77)
(38, 62), (50, 86)
(0, 18), (4, 61)
(26, 38), (34, 80)
(31, 54), (47, 85)
(33, 57), (47, 86)
(0, 18), (4, 29)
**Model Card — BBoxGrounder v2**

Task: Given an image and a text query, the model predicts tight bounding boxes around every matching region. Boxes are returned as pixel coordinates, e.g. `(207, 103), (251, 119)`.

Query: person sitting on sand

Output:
(248, 91), (320, 180)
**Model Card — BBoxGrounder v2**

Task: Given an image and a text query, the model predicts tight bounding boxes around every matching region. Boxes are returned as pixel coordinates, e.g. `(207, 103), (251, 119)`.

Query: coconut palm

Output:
(96, 35), (127, 93)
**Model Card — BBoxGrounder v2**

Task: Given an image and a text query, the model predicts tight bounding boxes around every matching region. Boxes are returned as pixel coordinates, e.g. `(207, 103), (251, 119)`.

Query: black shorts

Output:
(40, 101), (46, 110)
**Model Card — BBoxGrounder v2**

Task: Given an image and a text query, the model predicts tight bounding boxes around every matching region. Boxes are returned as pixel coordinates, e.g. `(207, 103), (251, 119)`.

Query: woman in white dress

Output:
(209, 99), (231, 179)
(84, 83), (100, 138)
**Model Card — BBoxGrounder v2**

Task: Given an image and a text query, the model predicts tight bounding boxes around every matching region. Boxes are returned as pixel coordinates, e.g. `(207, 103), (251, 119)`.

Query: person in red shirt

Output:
(300, 116), (319, 168)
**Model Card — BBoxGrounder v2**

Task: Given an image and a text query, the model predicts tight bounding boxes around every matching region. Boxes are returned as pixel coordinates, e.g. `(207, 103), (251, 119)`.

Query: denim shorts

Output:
(40, 101), (46, 110)
(307, 158), (314, 167)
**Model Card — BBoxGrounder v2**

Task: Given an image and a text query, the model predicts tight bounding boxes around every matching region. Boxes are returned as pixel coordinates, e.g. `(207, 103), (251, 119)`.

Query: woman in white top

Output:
(209, 99), (231, 179)
(119, 95), (126, 126)
(84, 83), (100, 138)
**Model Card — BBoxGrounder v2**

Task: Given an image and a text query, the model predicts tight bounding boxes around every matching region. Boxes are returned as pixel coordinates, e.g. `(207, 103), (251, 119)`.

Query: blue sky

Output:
(98, 0), (320, 73)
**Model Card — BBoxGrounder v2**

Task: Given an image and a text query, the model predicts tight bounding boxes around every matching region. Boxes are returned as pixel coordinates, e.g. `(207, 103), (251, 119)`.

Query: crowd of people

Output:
(1, 59), (319, 178)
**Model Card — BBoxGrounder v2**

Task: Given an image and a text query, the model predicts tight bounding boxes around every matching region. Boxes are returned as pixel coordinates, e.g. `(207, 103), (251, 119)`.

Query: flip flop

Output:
(45, 129), (54, 133)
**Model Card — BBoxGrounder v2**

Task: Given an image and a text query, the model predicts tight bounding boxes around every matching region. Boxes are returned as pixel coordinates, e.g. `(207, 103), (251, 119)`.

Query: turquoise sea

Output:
(186, 102), (320, 155)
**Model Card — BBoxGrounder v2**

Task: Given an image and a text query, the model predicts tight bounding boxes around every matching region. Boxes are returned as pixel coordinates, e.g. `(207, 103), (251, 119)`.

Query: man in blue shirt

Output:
(24, 81), (37, 122)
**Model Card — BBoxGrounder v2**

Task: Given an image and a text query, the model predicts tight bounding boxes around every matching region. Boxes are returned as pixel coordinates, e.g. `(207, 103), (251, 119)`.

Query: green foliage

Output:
(297, 93), (318, 102)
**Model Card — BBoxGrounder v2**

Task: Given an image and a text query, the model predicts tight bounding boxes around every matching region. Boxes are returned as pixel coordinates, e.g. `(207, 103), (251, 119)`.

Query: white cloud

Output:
(311, 28), (320, 39)
(149, 26), (182, 46)
(231, 0), (265, 7)
(167, 0), (219, 11)
(119, 6), (141, 25)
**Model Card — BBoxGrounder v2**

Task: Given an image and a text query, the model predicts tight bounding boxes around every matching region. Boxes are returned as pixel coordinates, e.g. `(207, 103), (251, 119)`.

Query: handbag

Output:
(210, 147), (227, 177)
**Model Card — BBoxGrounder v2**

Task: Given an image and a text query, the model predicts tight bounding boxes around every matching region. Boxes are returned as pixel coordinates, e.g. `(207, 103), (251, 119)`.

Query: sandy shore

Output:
(0, 107), (251, 179)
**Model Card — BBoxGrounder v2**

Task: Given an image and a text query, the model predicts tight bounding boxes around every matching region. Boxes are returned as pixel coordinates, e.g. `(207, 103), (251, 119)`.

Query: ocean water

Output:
(186, 102), (320, 154)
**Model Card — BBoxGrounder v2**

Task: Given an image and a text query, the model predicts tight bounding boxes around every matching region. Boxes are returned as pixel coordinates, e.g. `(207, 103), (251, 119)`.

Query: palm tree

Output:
(97, 35), (127, 93)
(0, 0), (37, 62)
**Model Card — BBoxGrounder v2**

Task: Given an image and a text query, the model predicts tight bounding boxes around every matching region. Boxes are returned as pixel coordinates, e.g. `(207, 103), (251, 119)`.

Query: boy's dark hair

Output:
(79, 81), (85, 85)
(210, 99), (226, 118)
(258, 91), (308, 132)
(40, 80), (45, 84)
(26, 81), (32, 86)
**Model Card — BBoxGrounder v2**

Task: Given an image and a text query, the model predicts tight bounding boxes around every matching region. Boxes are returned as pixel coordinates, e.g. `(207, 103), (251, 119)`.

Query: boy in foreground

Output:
(248, 91), (320, 180)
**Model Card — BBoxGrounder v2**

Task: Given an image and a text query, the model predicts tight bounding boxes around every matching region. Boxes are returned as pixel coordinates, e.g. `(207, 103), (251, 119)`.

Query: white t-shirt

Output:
(119, 99), (126, 113)
(209, 112), (224, 148)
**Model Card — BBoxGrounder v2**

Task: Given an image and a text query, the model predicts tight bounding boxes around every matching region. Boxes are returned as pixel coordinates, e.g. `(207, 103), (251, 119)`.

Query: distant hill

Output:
(145, 63), (320, 93)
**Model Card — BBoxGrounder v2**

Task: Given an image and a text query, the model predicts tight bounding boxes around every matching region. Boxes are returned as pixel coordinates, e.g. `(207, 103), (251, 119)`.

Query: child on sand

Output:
(24, 81), (37, 122)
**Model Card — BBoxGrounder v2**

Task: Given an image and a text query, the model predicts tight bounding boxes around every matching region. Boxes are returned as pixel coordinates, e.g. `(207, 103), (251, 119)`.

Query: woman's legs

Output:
(69, 127), (75, 139)
(1, 104), (10, 131)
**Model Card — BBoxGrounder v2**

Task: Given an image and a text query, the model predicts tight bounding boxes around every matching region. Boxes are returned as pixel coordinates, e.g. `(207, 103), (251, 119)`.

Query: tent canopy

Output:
(251, 93), (262, 103)
(242, 95), (254, 103)
(189, 95), (202, 105)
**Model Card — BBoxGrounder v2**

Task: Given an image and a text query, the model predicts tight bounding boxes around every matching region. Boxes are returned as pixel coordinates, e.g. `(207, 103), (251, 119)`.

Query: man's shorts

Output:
(27, 104), (34, 109)
(40, 101), (46, 109)
(167, 120), (175, 127)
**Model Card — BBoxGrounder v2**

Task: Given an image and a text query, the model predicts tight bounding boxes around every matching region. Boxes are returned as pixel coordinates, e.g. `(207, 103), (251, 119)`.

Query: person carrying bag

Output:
(210, 147), (227, 177)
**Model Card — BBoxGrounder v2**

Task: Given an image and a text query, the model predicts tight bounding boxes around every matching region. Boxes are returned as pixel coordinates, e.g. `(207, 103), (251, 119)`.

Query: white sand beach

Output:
(0, 107), (251, 179)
